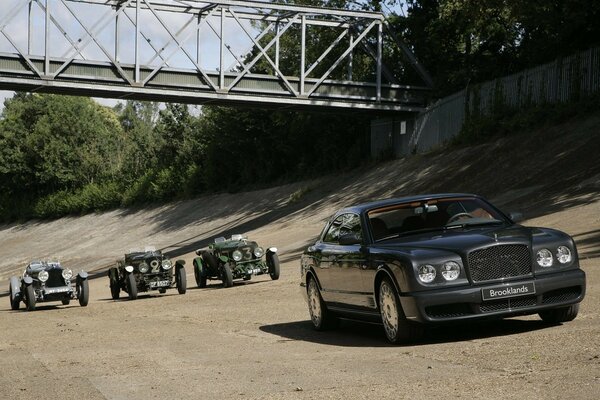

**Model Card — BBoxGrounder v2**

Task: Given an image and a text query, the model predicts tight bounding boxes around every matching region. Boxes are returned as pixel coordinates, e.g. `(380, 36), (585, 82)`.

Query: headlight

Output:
(232, 250), (243, 262)
(556, 246), (572, 264)
(139, 262), (149, 273)
(125, 265), (134, 273)
(536, 249), (553, 267)
(417, 264), (436, 283)
(441, 261), (460, 281)
(38, 270), (49, 282)
(254, 247), (264, 258)
(162, 260), (173, 270)
(62, 269), (73, 280)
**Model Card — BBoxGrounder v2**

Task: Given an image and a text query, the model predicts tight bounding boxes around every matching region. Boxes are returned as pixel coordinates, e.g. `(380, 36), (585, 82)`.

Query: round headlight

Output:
(536, 249), (553, 267)
(139, 262), (149, 273)
(417, 264), (436, 283)
(62, 269), (73, 280)
(556, 246), (572, 264)
(162, 259), (172, 270)
(441, 261), (460, 281)
(125, 265), (134, 273)
(232, 250), (243, 262)
(254, 247), (264, 258)
(38, 270), (49, 282)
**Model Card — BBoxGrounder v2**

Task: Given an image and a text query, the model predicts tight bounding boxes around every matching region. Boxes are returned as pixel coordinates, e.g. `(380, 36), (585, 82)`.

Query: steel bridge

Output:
(0, 0), (432, 112)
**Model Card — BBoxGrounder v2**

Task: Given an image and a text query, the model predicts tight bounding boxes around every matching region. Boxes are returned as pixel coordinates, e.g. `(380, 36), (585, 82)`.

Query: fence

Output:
(371, 46), (600, 157)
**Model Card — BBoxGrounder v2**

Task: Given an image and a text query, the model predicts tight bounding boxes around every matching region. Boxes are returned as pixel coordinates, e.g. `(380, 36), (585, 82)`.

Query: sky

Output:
(0, 0), (406, 112)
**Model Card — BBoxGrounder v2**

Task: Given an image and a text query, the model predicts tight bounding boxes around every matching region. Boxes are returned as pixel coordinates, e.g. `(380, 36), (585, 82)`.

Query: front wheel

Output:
(127, 273), (138, 300)
(176, 266), (187, 294)
(266, 252), (280, 280)
(109, 269), (120, 300)
(9, 282), (20, 310)
(379, 278), (423, 344)
(25, 284), (36, 311)
(77, 278), (89, 307)
(539, 304), (579, 323)
(221, 263), (233, 288)
(194, 259), (207, 288)
(306, 277), (338, 330)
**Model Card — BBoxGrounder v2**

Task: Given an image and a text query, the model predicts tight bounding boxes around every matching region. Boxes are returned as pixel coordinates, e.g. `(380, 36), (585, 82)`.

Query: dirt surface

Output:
(1, 113), (599, 399)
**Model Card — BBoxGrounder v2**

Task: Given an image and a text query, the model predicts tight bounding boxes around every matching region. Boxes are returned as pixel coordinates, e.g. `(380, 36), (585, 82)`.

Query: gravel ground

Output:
(1, 114), (599, 399)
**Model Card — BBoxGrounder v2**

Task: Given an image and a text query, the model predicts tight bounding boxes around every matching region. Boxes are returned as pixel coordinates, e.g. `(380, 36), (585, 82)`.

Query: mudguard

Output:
(23, 276), (33, 285)
(267, 247), (278, 254)
(175, 260), (186, 268)
(77, 270), (88, 280)
(193, 257), (206, 276)
(218, 255), (229, 263)
(10, 276), (21, 296)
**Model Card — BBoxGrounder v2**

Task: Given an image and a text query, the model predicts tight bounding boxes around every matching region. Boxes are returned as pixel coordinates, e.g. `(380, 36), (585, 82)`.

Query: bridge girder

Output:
(0, 0), (432, 112)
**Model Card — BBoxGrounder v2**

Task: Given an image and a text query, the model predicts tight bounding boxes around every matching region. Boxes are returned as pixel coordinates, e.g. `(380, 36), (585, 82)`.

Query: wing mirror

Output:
(508, 212), (524, 223)
(339, 233), (362, 246)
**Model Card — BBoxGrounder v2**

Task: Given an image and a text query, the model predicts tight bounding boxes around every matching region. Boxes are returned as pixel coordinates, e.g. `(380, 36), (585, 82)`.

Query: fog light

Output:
(38, 270), (49, 282)
(536, 249), (553, 267)
(139, 262), (149, 273)
(556, 246), (572, 264)
(62, 269), (73, 280)
(418, 264), (436, 283)
(441, 261), (460, 281)
(232, 250), (243, 262)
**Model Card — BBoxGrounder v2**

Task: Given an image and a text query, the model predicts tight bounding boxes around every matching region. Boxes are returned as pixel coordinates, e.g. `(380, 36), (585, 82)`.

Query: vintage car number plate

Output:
(481, 282), (536, 301)
(149, 280), (171, 288)
(44, 286), (71, 294)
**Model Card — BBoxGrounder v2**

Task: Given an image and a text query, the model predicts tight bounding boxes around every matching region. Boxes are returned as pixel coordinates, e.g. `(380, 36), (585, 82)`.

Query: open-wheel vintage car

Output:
(108, 249), (186, 300)
(9, 260), (89, 311)
(301, 193), (586, 344)
(193, 235), (280, 288)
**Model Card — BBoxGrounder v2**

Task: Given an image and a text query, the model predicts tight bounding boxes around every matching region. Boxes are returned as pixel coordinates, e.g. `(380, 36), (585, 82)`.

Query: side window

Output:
(340, 213), (362, 240)
(323, 215), (344, 243)
(323, 213), (361, 243)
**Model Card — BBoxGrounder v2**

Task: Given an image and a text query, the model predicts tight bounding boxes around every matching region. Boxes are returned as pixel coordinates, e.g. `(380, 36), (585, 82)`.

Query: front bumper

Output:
(401, 269), (586, 323)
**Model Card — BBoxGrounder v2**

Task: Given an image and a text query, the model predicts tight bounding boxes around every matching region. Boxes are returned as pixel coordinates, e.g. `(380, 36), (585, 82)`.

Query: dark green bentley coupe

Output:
(301, 194), (586, 343)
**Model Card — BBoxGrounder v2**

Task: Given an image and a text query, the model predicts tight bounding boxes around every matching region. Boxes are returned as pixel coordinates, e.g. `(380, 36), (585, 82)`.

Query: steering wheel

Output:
(447, 212), (474, 224)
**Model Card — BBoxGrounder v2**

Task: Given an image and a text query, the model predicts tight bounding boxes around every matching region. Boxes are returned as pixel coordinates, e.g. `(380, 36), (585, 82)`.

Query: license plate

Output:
(481, 282), (536, 301)
(44, 286), (71, 295)
(149, 280), (171, 288)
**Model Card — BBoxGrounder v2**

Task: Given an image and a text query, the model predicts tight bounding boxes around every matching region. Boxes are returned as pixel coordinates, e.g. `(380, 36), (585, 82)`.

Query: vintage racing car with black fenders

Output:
(193, 235), (280, 288)
(108, 248), (186, 300)
(300, 194), (586, 343)
(9, 260), (89, 311)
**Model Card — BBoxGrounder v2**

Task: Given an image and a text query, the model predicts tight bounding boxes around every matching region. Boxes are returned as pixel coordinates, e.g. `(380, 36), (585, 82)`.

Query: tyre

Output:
(539, 303), (579, 323)
(77, 278), (89, 307)
(25, 284), (36, 311)
(176, 266), (187, 294)
(306, 277), (338, 330)
(221, 263), (233, 288)
(201, 251), (219, 276)
(266, 252), (280, 280)
(9, 281), (20, 310)
(378, 278), (423, 343)
(109, 269), (120, 300)
(127, 273), (138, 300)
(61, 298), (71, 305)
(194, 259), (207, 288)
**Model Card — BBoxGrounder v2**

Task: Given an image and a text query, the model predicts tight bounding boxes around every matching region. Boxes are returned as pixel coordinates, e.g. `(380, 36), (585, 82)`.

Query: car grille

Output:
(468, 244), (531, 282)
(426, 303), (473, 318)
(479, 296), (537, 313)
(47, 269), (66, 286)
(542, 287), (582, 304)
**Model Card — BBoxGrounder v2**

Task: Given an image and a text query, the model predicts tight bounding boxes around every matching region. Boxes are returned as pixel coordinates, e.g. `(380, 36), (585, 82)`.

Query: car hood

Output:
(374, 225), (566, 254)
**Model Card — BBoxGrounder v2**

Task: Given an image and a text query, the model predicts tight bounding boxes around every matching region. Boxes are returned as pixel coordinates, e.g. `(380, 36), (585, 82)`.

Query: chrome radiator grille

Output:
(468, 245), (531, 282)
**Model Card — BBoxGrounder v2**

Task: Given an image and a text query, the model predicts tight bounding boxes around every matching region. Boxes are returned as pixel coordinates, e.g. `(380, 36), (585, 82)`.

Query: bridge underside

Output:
(0, 1), (432, 113)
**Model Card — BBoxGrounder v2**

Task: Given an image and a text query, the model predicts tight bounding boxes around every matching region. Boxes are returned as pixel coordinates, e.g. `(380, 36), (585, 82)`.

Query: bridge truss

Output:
(0, 0), (433, 112)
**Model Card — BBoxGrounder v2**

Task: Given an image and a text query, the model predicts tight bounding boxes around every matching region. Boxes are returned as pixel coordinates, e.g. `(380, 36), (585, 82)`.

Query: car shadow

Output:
(260, 318), (559, 347)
